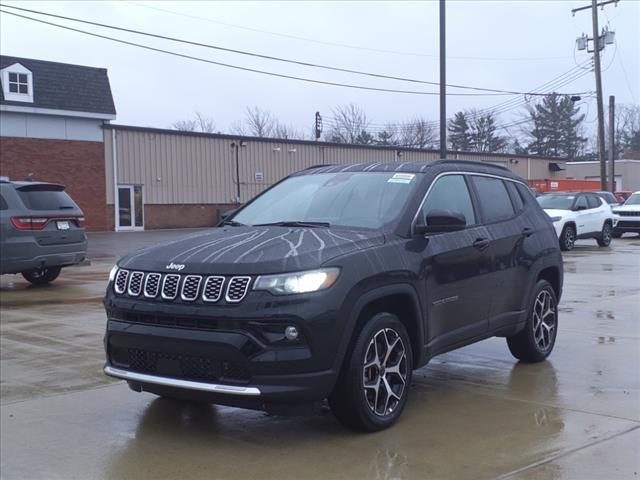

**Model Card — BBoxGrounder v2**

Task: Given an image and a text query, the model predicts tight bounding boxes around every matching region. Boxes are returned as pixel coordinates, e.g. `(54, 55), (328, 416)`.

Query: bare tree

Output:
(327, 104), (371, 144)
(397, 117), (437, 148)
(172, 111), (217, 133)
(245, 106), (277, 137)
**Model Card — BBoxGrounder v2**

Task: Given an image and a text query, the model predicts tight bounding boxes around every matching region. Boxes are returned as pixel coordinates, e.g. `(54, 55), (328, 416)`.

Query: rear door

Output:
(420, 174), (492, 351)
(468, 175), (527, 326)
(573, 194), (590, 235)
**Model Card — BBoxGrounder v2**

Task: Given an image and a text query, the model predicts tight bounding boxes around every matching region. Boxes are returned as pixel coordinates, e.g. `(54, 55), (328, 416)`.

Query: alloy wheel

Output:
(565, 228), (575, 249)
(362, 328), (408, 417)
(603, 224), (611, 243)
(532, 290), (556, 352)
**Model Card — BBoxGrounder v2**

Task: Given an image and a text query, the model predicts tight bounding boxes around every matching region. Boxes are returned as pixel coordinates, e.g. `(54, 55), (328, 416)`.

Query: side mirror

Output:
(415, 209), (466, 235)
(574, 204), (587, 211)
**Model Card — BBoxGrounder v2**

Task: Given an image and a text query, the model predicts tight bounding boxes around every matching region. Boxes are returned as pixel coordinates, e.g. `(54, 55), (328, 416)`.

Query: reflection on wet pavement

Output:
(1, 233), (639, 479)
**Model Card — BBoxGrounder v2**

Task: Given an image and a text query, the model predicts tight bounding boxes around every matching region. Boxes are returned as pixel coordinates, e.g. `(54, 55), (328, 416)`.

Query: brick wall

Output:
(0, 136), (108, 231)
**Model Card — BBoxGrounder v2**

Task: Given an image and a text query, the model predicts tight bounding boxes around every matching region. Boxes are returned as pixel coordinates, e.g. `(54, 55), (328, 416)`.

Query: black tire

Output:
(507, 280), (558, 363)
(559, 224), (575, 251)
(612, 231), (622, 239)
(597, 222), (612, 247)
(21, 266), (62, 285)
(329, 313), (412, 432)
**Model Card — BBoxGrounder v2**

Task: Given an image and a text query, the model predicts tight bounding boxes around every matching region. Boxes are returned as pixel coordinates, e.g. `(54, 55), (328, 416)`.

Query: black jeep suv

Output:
(104, 160), (563, 431)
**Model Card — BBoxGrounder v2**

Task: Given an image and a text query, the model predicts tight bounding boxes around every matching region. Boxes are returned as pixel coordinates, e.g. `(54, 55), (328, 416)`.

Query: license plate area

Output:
(56, 221), (70, 230)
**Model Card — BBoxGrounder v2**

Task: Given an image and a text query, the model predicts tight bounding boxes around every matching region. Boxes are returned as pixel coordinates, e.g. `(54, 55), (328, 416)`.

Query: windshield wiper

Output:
(220, 219), (246, 226)
(254, 221), (331, 228)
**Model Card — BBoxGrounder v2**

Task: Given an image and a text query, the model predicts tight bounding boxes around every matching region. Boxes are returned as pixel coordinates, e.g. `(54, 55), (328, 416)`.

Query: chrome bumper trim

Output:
(104, 366), (261, 396)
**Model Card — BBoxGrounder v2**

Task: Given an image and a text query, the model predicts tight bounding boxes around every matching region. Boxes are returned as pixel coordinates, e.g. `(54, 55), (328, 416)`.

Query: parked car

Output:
(615, 191), (632, 203)
(612, 191), (640, 238)
(103, 160), (563, 431)
(537, 192), (613, 251)
(0, 178), (87, 285)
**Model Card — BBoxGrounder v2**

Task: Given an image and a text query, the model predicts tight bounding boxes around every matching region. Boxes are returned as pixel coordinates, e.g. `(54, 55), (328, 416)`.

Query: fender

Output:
(331, 283), (425, 374)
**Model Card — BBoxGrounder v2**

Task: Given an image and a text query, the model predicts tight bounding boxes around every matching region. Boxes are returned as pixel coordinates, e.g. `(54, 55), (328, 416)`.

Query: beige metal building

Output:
(566, 159), (640, 192)
(104, 124), (568, 231)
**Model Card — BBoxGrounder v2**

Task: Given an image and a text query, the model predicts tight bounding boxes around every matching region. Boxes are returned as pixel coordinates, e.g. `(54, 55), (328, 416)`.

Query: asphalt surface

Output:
(1, 230), (639, 480)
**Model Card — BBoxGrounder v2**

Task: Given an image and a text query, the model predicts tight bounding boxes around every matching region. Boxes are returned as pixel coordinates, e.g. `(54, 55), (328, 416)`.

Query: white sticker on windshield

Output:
(388, 173), (415, 184)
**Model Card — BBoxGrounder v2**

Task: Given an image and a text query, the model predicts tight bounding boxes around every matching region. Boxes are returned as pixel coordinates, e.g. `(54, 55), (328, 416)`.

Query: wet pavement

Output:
(1, 231), (639, 479)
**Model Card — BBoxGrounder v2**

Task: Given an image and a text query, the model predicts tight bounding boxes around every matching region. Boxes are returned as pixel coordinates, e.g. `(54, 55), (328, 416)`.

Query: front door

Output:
(420, 174), (492, 352)
(116, 185), (144, 231)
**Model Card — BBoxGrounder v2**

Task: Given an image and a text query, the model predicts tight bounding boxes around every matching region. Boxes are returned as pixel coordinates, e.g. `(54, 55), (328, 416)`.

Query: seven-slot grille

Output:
(181, 275), (202, 301)
(113, 269), (252, 304)
(127, 271), (144, 296)
(617, 211), (640, 217)
(203, 276), (225, 302)
(226, 276), (251, 303)
(144, 273), (162, 298)
(162, 274), (181, 300)
(114, 269), (129, 294)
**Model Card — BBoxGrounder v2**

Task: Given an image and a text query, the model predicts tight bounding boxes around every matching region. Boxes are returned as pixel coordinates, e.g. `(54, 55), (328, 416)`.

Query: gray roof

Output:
(0, 55), (116, 115)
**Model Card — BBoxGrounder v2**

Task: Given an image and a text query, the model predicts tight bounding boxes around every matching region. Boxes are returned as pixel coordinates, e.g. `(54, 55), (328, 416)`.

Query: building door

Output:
(116, 185), (144, 231)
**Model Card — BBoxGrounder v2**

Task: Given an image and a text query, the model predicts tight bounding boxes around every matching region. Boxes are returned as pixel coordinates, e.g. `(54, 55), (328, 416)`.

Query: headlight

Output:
(550, 216), (562, 222)
(108, 265), (119, 282)
(253, 268), (340, 295)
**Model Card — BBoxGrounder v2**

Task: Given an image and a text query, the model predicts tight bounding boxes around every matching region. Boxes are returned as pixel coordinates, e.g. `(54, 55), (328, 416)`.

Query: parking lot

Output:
(1, 230), (639, 480)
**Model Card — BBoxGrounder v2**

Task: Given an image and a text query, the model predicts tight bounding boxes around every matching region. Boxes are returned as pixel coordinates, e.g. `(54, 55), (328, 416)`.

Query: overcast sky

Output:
(1, 0), (638, 139)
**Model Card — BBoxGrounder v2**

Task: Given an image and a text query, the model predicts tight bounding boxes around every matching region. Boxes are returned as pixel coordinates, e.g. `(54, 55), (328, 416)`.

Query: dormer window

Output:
(1, 63), (34, 103)
(8, 72), (29, 94)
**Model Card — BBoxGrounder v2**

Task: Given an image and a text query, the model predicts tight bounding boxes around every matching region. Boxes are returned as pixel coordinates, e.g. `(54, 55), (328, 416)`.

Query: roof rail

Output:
(304, 164), (332, 170)
(433, 159), (511, 172)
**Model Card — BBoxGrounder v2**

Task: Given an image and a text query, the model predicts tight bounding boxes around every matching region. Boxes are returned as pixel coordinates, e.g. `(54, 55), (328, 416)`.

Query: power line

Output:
(125, 0), (575, 62)
(0, 4), (583, 97)
(0, 9), (511, 97)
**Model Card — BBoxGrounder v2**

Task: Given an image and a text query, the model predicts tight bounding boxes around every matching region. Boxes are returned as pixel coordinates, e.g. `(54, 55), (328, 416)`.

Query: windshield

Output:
(232, 171), (418, 229)
(537, 194), (575, 210)
(625, 193), (640, 206)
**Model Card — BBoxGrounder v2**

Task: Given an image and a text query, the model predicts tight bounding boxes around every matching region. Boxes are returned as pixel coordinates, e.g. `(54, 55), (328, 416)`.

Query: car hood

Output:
(543, 208), (571, 218)
(613, 204), (640, 212)
(117, 226), (386, 275)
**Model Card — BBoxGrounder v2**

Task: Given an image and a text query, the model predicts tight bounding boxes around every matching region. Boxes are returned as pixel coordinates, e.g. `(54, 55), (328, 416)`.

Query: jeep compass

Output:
(103, 160), (563, 431)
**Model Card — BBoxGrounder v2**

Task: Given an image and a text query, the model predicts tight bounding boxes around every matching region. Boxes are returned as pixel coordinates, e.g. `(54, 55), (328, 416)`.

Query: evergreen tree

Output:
(470, 112), (507, 153)
(448, 111), (472, 151)
(526, 93), (586, 159)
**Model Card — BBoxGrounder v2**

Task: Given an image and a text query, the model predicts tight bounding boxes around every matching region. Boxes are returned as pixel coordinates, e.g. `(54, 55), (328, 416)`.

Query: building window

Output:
(8, 72), (29, 94)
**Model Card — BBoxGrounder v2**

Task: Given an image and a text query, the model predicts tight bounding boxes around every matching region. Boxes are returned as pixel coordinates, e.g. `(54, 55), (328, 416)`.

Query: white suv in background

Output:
(612, 191), (640, 238)
(537, 192), (614, 251)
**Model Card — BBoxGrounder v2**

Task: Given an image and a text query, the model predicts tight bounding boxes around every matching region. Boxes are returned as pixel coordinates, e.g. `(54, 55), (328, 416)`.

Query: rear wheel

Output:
(329, 313), (412, 432)
(597, 222), (612, 247)
(507, 280), (558, 362)
(559, 224), (575, 251)
(22, 266), (62, 285)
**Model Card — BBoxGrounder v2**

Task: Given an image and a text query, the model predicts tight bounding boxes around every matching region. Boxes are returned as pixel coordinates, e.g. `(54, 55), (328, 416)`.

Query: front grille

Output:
(202, 276), (225, 302)
(144, 273), (162, 298)
(125, 348), (250, 382)
(114, 269), (129, 294)
(127, 271), (144, 296)
(617, 211), (640, 217)
(181, 275), (202, 301)
(162, 274), (181, 300)
(617, 221), (640, 228)
(226, 276), (251, 303)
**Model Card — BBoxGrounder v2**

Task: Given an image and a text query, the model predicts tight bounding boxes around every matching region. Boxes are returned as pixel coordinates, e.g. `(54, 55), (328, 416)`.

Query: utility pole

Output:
(608, 95), (615, 192)
(439, 0), (446, 159)
(572, 0), (618, 190)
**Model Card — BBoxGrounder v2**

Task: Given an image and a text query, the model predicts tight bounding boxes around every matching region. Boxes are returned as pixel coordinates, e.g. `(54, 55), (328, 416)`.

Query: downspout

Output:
(111, 129), (118, 231)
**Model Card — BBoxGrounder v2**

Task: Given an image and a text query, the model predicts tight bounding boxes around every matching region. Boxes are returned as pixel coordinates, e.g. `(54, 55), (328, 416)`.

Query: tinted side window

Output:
(574, 195), (588, 210)
(0, 194), (7, 210)
(505, 181), (524, 212)
(422, 175), (476, 226)
(516, 183), (535, 203)
(470, 176), (515, 223)
(587, 195), (600, 209)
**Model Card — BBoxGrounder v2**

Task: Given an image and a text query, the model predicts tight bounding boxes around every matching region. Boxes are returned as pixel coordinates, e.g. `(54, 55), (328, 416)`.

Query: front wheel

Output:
(22, 266), (62, 285)
(507, 280), (558, 362)
(559, 224), (575, 251)
(597, 222), (612, 247)
(329, 313), (412, 432)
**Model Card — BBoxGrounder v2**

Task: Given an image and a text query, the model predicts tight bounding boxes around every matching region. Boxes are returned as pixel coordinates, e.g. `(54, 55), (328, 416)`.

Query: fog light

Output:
(285, 326), (299, 341)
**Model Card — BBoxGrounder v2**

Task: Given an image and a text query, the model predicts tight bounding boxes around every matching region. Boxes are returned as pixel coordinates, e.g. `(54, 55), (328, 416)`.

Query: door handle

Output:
(522, 227), (534, 237)
(473, 238), (490, 250)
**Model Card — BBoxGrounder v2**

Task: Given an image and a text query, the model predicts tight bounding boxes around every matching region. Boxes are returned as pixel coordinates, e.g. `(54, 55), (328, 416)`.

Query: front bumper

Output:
(613, 216), (640, 234)
(103, 284), (347, 410)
